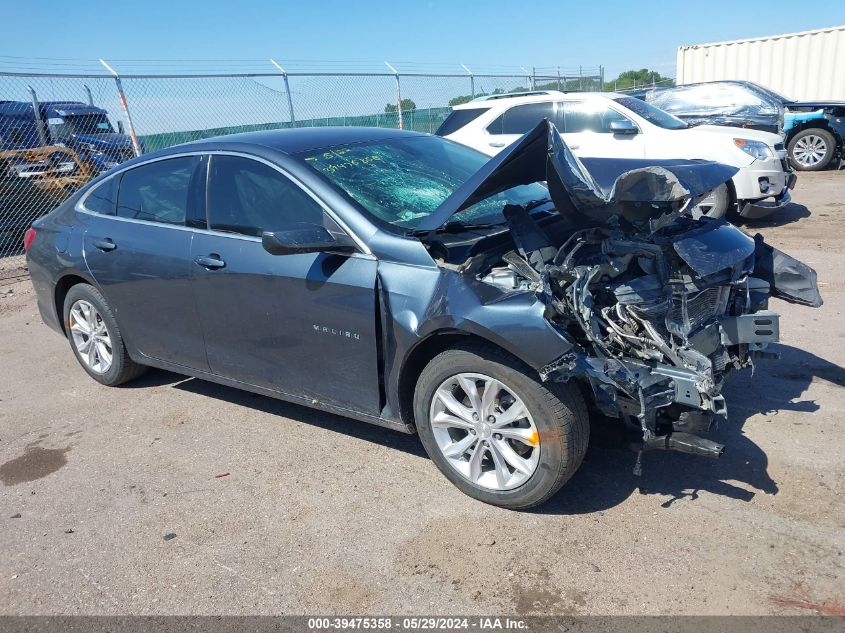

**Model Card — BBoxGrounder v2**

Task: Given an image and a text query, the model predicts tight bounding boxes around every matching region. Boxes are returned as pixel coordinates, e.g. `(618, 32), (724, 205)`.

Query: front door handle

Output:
(194, 254), (226, 270)
(489, 142), (506, 148)
(93, 238), (117, 252)
(568, 144), (580, 150)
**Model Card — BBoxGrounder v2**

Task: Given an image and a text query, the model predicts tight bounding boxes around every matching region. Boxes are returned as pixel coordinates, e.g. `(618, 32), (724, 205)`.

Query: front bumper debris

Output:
(738, 188), (792, 219)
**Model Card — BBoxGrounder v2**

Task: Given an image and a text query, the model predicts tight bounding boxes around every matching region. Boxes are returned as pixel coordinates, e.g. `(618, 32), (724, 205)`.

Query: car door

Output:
(483, 102), (559, 155)
(189, 153), (382, 415)
(559, 100), (646, 158)
(81, 154), (210, 371)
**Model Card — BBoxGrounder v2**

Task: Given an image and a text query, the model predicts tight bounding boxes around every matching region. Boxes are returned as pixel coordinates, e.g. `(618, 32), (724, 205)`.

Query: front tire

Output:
(693, 183), (730, 219)
(414, 344), (589, 509)
(63, 284), (147, 386)
(788, 128), (835, 171)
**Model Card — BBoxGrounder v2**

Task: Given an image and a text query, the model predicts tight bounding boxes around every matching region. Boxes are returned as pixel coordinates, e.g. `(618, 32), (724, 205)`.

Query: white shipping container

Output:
(677, 25), (845, 101)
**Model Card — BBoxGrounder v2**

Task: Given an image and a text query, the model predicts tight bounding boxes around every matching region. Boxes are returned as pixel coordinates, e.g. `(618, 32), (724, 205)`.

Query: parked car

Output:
(0, 100), (136, 174)
(637, 81), (845, 171)
(25, 124), (821, 508)
(437, 90), (796, 220)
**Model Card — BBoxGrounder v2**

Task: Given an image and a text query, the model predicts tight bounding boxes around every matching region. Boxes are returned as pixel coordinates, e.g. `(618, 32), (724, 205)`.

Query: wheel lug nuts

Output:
(470, 429), (476, 435)
(487, 415), (495, 423)
(472, 413), (479, 421)
(493, 433), (502, 440)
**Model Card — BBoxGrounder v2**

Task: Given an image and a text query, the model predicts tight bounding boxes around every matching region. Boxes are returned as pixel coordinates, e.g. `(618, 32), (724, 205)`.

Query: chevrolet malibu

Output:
(25, 123), (821, 508)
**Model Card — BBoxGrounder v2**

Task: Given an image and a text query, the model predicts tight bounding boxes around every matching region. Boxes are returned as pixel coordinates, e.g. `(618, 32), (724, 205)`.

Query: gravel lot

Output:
(0, 171), (843, 616)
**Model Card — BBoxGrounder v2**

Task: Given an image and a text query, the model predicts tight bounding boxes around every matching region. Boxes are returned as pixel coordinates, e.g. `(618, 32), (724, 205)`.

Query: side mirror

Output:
(261, 223), (357, 256)
(610, 120), (638, 135)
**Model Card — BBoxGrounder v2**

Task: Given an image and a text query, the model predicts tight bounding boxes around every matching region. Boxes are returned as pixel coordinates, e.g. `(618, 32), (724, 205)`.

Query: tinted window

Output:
(561, 101), (629, 133)
(487, 102), (556, 135)
(435, 107), (490, 136)
(84, 176), (118, 215)
(117, 156), (199, 225)
(300, 136), (550, 231)
(613, 97), (687, 130)
(207, 155), (325, 237)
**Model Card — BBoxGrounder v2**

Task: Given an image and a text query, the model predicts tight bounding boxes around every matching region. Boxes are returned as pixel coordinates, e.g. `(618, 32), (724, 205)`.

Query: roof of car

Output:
(451, 91), (626, 109)
(179, 126), (429, 155)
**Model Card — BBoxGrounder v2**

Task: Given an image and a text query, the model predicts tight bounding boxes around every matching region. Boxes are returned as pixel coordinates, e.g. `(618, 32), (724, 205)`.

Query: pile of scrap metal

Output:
(0, 146), (93, 250)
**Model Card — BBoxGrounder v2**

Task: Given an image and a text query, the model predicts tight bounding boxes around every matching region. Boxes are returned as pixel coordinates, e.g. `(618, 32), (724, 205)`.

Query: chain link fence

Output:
(0, 65), (603, 276)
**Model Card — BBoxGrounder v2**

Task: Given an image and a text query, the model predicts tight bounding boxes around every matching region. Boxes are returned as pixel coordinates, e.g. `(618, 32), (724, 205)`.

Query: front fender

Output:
(377, 261), (575, 420)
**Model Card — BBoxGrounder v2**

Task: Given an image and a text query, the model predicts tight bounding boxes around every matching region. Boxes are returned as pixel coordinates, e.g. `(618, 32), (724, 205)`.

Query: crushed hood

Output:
(416, 119), (738, 232)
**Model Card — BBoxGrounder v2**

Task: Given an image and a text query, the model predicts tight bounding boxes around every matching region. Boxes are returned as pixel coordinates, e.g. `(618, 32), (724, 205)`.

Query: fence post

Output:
(531, 67), (536, 90)
(99, 59), (142, 157)
(520, 66), (531, 92)
(270, 59), (297, 128)
(83, 84), (94, 106)
(385, 61), (403, 130)
(599, 65), (605, 92)
(461, 64), (474, 98)
(27, 86), (48, 147)
(579, 66), (583, 91)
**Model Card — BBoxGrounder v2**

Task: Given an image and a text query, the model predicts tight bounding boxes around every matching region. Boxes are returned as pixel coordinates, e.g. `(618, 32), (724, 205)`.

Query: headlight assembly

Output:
(733, 138), (773, 160)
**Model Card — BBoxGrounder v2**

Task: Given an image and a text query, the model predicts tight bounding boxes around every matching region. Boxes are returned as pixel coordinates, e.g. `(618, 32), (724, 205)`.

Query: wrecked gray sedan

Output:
(27, 121), (821, 508)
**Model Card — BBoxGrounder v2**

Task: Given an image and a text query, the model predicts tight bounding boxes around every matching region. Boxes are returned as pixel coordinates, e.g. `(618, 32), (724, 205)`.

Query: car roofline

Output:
(451, 92), (626, 110)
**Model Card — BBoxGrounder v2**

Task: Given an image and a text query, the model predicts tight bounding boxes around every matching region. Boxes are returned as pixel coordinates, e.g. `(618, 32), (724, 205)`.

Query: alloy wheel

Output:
(429, 372), (540, 491)
(69, 299), (113, 373)
(793, 135), (828, 167)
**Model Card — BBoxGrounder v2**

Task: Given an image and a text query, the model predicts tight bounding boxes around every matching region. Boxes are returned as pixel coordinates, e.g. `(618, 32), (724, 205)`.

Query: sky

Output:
(3, 0), (845, 79)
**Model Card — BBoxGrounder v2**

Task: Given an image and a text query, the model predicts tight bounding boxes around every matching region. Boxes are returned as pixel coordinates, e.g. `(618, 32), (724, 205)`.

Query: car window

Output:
(435, 107), (491, 136)
(613, 97), (687, 130)
(299, 136), (550, 231)
(116, 156), (199, 225)
(647, 84), (779, 116)
(486, 102), (557, 135)
(84, 176), (118, 215)
(561, 101), (630, 133)
(207, 155), (325, 237)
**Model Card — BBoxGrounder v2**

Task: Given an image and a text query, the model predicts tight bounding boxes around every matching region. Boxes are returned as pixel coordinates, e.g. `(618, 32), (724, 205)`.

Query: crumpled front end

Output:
(457, 120), (823, 461)
(532, 215), (820, 459)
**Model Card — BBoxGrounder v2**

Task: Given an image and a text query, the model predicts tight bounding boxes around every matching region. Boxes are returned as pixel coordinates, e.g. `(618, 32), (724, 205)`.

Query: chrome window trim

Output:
(76, 149), (373, 256)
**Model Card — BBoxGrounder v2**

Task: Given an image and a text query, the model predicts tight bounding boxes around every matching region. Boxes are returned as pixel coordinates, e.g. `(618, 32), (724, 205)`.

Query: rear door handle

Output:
(568, 144), (580, 150)
(93, 238), (117, 252)
(194, 254), (226, 270)
(489, 142), (506, 148)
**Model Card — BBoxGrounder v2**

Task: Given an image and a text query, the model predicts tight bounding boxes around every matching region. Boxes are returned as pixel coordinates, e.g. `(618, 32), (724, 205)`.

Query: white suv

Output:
(437, 90), (796, 219)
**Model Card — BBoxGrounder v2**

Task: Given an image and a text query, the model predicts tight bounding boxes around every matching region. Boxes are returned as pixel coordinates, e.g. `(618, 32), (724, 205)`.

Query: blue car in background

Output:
(636, 81), (845, 171)
(0, 100), (136, 174)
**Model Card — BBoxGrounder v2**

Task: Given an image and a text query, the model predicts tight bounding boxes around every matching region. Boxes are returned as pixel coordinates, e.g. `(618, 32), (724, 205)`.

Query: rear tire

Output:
(788, 128), (835, 171)
(63, 283), (147, 386)
(414, 343), (589, 509)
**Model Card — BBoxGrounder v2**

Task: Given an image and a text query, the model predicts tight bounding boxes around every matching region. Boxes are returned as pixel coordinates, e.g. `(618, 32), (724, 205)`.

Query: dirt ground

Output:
(0, 172), (843, 616)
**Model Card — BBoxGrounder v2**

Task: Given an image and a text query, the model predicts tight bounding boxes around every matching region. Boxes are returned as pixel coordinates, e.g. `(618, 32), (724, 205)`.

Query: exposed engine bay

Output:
(419, 120), (823, 462)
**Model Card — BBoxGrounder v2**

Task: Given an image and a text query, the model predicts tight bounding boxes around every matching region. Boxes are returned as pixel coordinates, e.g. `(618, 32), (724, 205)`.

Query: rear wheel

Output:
(788, 128), (835, 171)
(414, 343), (589, 509)
(63, 284), (147, 386)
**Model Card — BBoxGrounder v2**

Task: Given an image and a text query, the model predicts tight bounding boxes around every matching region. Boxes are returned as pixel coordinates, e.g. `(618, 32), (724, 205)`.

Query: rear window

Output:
(435, 107), (490, 136)
(84, 176), (118, 215)
(486, 102), (556, 135)
(116, 156), (199, 225)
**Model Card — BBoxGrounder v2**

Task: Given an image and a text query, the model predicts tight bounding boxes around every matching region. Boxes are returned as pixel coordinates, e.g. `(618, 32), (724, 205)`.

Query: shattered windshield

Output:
(299, 136), (549, 230)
